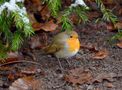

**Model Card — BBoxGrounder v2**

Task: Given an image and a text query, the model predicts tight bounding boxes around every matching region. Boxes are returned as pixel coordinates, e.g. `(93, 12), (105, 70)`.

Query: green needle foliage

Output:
(111, 29), (122, 40)
(95, 0), (122, 39)
(95, 0), (118, 24)
(43, 0), (89, 31)
(43, 0), (61, 16)
(61, 6), (89, 31)
(61, 7), (73, 31)
(0, 0), (34, 59)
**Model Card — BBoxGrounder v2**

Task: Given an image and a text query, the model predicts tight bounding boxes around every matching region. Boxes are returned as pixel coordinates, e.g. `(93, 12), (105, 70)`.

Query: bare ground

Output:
(0, 23), (122, 90)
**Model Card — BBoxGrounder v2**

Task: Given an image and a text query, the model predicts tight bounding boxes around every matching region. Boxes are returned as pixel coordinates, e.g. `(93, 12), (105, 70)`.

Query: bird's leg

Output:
(65, 59), (71, 67)
(56, 57), (64, 71)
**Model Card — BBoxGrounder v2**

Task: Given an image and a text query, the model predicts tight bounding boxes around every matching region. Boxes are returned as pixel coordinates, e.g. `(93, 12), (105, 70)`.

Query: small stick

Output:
(52, 81), (66, 89)
(0, 60), (41, 67)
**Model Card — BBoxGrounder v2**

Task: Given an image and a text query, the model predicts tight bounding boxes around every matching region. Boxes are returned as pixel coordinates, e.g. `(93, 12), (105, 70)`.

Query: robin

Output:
(44, 31), (80, 69)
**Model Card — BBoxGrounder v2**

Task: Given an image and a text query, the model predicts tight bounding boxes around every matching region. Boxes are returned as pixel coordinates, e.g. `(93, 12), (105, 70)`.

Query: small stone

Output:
(47, 55), (52, 58)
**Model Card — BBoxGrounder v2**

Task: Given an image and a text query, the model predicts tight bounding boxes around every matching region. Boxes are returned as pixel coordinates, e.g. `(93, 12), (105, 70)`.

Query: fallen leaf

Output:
(70, 13), (79, 24)
(24, 0), (42, 13)
(119, 8), (122, 15)
(64, 68), (93, 85)
(32, 23), (42, 31)
(8, 73), (15, 81)
(92, 72), (116, 83)
(116, 42), (122, 48)
(0, 51), (23, 63)
(88, 11), (101, 20)
(40, 5), (51, 20)
(9, 76), (43, 90)
(92, 49), (108, 60)
(31, 0), (41, 7)
(7, 72), (26, 81)
(41, 20), (58, 31)
(104, 82), (115, 88)
(7, 52), (20, 59)
(62, 0), (72, 6)
(103, 0), (114, 5)
(29, 36), (42, 49)
(28, 13), (37, 24)
(115, 22), (122, 29)
(106, 23), (115, 32)
(32, 20), (58, 31)
(94, 88), (101, 90)
(80, 43), (98, 52)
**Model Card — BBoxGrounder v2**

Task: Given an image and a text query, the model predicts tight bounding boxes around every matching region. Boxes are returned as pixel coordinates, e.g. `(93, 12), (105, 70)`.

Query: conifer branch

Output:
(0, 0), (34, 59)
(95, 0), (118, 24)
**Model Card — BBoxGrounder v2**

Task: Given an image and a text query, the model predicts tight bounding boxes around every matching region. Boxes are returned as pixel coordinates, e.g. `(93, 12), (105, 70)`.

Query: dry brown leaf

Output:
(62, 0), (72, 6)
(28, 13), (37, 24)
(7, 52), (20, 59)
(41, 20), (58, 31)
(94, 88), (101, 90)
(87, 11), (101, 20)
(80, 43), (98, 52)
(0, 66), (13, 71)
(106, 23), (115, 31)
(116, 42), (122, 48)
(70, 13), (79, 24)
(8, 73), (15, 81)
(9, 76), (43, 90)
(107, 22), (122, 31)
(40, 6), (51, 20)
(31, 0), (41, 7)
(115, 22), (122, 29)
(7, 72), (26, 81)
(119, 8), (122, 15)
(64, 68), (93, 85)
(0, 51), (23, 63)
(104, 82), (115, 88)
(103, 0), (114, 5)
(32, 23), (42, 31)
(92, 49), (108, 60)
(29, 36), (42, 49)
(32, 20), (58, 31)
(92, 73), (116, 83)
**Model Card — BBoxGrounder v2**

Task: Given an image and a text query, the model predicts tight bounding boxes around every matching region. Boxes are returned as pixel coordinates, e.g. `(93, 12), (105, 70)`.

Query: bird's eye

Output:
(70, 36), (73, 38)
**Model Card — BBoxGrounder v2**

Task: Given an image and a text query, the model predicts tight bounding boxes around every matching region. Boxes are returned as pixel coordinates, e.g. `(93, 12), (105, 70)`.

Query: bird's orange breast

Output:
(67, 38), (80, 52)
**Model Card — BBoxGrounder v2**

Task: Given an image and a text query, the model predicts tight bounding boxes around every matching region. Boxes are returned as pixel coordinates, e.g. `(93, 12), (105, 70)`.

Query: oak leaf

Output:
(64, 68), (93, 85)
(115, 22), (122, 29)
(92, 73), (116, 83)
(116, 42), (122, 48)
(92, 49), (108, 60)
(9, 76), (43, 90)
(32, 20), (58, 31)
(41, 20), (58, 31)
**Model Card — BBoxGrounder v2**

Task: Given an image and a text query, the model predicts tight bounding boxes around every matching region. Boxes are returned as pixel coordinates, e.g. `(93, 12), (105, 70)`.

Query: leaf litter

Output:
(9, 76), (43, 90)
(64, 67), (93, 85)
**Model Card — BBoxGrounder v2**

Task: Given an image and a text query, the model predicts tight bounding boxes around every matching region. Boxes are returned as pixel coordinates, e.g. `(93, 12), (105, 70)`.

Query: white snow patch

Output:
(0, 0), (29, 24)
(16, 0), (24, 2)
(71, 0), (87, 7)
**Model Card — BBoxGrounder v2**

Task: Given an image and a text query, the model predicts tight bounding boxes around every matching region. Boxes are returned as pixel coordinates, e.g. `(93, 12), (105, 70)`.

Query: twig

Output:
(0, 60), (41, 67)
(52, 81), (66, 89)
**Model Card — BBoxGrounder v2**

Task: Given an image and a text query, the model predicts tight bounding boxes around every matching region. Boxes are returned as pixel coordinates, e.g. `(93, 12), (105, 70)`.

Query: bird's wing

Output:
(43, 42), (63, 54)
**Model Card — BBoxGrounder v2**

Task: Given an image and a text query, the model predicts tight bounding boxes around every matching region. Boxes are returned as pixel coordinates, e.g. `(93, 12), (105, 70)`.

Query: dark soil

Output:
(0, 23), (122, 90)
